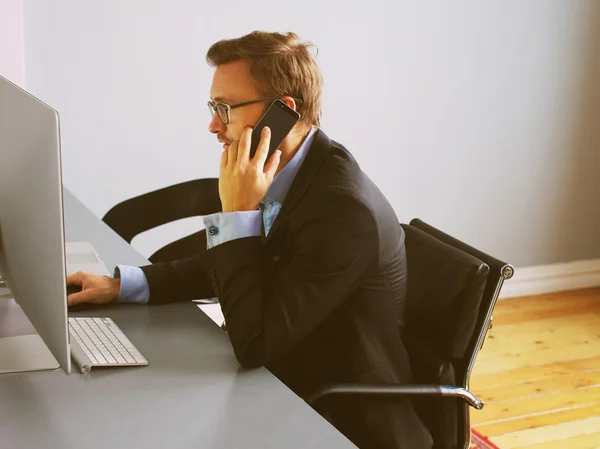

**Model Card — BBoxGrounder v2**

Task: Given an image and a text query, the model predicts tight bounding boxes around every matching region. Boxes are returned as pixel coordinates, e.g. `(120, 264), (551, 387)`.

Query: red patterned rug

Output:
(471, 429), (501, 449)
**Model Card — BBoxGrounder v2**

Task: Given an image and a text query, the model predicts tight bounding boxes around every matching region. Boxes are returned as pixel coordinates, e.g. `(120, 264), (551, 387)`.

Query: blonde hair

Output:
(206, 31), (323, 128)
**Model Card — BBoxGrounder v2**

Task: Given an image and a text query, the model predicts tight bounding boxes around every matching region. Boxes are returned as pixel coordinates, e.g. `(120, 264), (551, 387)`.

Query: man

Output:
(67, 31), (433, 449)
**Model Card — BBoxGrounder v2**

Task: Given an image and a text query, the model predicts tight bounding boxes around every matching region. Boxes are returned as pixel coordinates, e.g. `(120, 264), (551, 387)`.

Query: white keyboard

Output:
(69, 317), (148, 373)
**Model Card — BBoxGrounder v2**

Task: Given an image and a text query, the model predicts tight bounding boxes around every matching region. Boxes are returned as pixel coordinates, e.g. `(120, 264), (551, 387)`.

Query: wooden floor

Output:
(470, 287), (600, 449)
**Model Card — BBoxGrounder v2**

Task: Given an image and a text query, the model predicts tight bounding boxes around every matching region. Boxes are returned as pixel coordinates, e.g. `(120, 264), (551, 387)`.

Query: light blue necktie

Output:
(259, 199), (282, 238)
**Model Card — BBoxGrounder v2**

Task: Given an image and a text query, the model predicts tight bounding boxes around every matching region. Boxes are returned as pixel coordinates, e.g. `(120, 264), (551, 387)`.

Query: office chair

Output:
(102, 178), (222, 264)
(307, 218), (514, 449)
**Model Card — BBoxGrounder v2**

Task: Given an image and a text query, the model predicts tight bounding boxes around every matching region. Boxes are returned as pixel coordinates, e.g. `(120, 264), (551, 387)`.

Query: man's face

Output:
(209, 60), (268, 151)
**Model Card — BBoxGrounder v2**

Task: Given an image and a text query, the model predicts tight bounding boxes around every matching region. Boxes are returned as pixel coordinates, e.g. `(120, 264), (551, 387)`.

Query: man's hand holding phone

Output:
(219, 126), (281, 213)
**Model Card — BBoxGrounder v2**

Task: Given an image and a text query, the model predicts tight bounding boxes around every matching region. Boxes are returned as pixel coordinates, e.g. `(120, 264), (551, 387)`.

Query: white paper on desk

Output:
(196, 303), (225, 326)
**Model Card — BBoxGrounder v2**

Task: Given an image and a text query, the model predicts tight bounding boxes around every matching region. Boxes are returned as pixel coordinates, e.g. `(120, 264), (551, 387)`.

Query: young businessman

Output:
(66, 31), (433, 449)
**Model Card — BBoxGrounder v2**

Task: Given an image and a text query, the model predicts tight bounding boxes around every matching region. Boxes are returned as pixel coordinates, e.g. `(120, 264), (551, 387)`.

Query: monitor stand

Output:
(0, 334), (59, 374)
(0, 279), (60, 374)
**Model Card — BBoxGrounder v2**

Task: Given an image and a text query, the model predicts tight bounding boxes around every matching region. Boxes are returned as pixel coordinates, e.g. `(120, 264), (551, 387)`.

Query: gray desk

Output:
(0, 189), (356, 449)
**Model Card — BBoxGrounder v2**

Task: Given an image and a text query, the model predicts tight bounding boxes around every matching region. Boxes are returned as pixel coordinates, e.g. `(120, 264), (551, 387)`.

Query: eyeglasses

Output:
(207, 96), (304, 125)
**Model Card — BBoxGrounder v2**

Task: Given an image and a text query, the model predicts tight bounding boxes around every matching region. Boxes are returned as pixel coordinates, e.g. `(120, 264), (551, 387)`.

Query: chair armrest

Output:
(306, 384), (484, 410)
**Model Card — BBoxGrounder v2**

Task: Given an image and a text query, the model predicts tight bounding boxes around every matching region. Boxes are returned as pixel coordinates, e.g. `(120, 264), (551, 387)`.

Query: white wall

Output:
(22, 0), (600, 267)
(0, 0), (25, 86)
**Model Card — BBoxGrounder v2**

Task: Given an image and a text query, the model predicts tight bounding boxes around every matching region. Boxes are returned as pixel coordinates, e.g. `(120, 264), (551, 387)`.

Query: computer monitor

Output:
(0, 75), (71, 374)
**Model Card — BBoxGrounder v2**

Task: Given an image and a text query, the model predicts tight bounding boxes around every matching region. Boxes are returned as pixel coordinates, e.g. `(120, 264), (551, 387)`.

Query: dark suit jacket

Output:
(141, 130), (433, 449)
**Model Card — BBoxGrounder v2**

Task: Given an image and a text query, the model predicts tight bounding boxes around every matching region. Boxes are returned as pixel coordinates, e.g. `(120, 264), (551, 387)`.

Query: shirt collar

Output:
(262, 126), (317, 205)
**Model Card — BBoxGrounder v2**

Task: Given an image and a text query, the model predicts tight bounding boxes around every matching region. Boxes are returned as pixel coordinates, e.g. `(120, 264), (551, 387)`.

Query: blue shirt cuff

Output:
(202, 211), (262, 249)
(114, 265), (150, 304)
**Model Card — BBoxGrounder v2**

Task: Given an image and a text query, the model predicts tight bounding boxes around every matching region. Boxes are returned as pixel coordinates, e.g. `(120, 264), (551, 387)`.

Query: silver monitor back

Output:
(0, 75), (70, 374)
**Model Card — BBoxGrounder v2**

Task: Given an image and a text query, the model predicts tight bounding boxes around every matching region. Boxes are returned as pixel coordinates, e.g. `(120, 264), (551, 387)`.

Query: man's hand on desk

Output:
(66, 272), (120, 307)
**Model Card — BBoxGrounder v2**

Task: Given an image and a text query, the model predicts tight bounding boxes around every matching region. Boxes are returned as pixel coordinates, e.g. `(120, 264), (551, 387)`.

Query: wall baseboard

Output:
(499, 259), (600, 299)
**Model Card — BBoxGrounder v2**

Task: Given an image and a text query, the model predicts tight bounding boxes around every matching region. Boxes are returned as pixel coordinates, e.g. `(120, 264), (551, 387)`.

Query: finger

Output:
(67, 290), (88, 306)
(264, 150), (282, 180)
(67, 287), (103, 306)
(237, 127), (253, 163)
(66, 272), (84, 286)
(227, 140), (239, 166)
(253, 126), (272, 168)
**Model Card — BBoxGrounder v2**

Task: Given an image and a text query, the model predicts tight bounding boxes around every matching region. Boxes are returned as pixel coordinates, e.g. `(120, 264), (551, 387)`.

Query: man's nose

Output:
(208, 113), (225, 134)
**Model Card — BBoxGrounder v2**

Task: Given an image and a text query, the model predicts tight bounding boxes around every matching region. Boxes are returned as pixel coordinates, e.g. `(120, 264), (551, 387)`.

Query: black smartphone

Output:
(249, 99), (300, 159)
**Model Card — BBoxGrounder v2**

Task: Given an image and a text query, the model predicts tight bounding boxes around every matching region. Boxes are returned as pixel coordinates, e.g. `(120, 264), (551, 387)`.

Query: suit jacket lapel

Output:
(264, 129), (332, 246)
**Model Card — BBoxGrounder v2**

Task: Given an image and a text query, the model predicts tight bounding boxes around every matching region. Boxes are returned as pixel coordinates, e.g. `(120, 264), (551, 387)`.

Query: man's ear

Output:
(279, 96), (297, 111)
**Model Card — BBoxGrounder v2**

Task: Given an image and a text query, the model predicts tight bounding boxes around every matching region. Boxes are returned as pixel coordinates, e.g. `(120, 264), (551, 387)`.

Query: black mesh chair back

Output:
(401, 222), (489, 448)
(102, 178), (221, 263)
(407, 219), (514, 448)
(307, 219), (513, 449)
